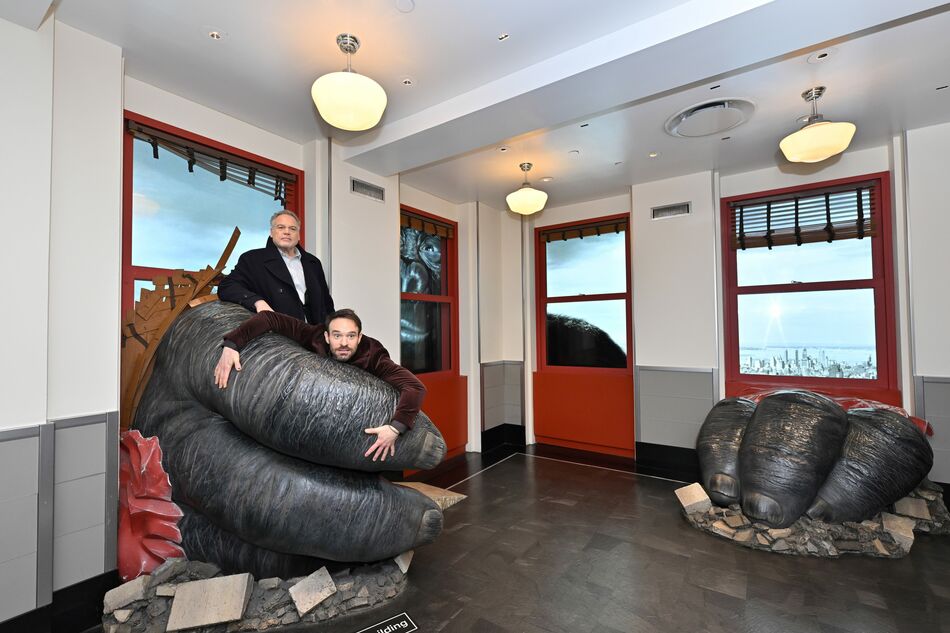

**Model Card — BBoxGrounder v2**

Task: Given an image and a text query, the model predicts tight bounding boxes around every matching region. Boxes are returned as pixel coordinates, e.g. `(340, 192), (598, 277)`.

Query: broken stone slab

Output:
(394, 550), (414, 574)
(724, 514), (749, 529)
(767, 527), (793, 539)
(259, 577), (281, 591)
(395, 481), (467, 510)
(772, 539), (790, 552)
(113, 609), (133, 623)
(149, 558), (189, 586)
(872, 538), (890, 556)
(154, 583), (176, 597)
(895, 496), (932, 521)
(289, 567), (338, 616)
(734, 529), (754, 543)
(710, 520), (736, 539)
(166, 573), (254, 632)
(882, 513), (916, 552)
(675, 483), (712, 515)
(756, 533), (770, 546)
(103, 575), (149, 614)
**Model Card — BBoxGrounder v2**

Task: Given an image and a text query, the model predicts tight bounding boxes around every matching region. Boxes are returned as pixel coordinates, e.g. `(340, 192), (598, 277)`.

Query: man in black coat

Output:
(219, 211), (334, 324)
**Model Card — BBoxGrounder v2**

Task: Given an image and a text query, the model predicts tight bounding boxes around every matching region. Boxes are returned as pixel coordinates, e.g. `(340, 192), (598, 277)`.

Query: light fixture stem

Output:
(812, 97), (818, 118)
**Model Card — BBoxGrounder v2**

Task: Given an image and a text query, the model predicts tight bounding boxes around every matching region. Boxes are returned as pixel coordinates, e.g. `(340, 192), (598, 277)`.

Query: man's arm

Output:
(222, 310), (319, 351)
(218, 253), (272, 313)
(214, 311), (321, 389)
(368, 353), (427, 433)
(359, 342), (427, 461)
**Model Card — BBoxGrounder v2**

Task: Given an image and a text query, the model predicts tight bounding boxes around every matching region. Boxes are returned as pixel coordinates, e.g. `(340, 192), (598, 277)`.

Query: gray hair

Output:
(270, 210), (300, 227)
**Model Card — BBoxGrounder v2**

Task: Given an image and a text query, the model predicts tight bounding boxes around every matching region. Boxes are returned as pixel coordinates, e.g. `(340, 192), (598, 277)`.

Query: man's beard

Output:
(332, 348), (353, 362)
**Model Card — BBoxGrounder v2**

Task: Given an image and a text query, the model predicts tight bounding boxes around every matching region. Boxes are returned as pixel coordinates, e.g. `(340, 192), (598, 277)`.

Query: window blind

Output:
(400, 211), (455, 239)
(541, 218), (628, 243)
(127, 121), (297, 206)
(729, 182), (876, 250)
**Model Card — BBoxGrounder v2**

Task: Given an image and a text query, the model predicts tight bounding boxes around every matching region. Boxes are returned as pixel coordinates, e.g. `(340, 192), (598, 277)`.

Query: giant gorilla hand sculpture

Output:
(698, 390), (933, 528)
(134, 301), (446, 578)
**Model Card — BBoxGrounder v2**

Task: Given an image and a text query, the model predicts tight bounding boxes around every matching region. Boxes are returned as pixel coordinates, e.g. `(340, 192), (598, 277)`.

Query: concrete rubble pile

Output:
(675, 479), (949, 558)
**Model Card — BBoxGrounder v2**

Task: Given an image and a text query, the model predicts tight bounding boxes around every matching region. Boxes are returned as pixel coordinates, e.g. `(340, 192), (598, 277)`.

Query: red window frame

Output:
(399, 205), (460, 377)
(535, 213), (633, 375)
(720, 171), (900, 404)
(121, 110), (305, 316)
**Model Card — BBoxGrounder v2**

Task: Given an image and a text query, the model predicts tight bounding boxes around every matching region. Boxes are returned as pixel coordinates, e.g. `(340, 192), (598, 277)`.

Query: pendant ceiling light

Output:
(779, 86), (856, 163)
(311, 33), (387, 132)
(506, 162), (548, 215)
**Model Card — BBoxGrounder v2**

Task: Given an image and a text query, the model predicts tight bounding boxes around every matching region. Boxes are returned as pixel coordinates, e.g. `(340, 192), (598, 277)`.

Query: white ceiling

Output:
(43, 0), (950, 210)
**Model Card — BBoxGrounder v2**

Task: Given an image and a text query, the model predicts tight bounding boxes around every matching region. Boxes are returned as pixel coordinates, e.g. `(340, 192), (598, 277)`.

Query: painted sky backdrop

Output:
(132, 138), (282, 274)
(546, 231), (627, 350)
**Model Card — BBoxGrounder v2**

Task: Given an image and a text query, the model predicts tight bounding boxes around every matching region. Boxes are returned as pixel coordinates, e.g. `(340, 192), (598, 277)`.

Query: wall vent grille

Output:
(651, 202), (690, 220)
(350, 177), (385, 202)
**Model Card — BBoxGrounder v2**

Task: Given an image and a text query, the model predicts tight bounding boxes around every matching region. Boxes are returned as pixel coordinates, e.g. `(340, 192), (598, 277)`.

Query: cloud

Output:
(132, 192), (161, 217)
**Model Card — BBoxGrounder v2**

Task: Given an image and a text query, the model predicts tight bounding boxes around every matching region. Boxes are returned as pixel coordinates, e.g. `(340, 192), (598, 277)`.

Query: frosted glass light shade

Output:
(311, 71), (387, 131)
(506, 184), (548, 215)
(780, 120), (856, 163)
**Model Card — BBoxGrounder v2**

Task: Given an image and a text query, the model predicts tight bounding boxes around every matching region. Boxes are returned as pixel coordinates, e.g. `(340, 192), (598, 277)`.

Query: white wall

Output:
(47, 22), (123, 420)
(302, 138), (330, 262)
(0, 16), (53, 429)
(720, 145), (890, 197)
(905, 122), (950, 378)
(477, 204), (502, 362)
(476, 204), (524, 363)
(631, 171), (718, 368)
(499, 208), (525, 361)
(331, 143), (400, 355)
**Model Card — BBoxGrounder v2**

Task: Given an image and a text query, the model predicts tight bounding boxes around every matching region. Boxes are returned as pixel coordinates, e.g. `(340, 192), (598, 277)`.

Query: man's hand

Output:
(214, 347), (242, 389)
(254, 300), (274, 313)
(364, 425), (399, 462)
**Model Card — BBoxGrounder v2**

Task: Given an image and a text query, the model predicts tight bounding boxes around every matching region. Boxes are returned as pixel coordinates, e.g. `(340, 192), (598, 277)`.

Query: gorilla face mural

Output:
(400, 226), (446, 373)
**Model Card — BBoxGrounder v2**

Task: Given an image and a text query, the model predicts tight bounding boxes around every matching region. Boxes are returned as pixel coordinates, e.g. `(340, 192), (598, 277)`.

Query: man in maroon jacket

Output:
(213, 308), (425, 462)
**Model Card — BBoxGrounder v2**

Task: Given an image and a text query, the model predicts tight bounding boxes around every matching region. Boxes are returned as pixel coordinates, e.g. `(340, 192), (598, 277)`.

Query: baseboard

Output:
(0, 570), (119, 633)
(482, 423), (526, 452)
(634, 442), (700, 483)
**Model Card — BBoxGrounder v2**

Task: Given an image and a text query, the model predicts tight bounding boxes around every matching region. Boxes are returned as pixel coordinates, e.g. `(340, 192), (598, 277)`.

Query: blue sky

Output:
(132, 139), (283, 273)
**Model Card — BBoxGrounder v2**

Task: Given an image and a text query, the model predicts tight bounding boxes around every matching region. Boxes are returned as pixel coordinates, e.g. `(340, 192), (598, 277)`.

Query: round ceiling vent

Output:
(664, 98), (755, 137)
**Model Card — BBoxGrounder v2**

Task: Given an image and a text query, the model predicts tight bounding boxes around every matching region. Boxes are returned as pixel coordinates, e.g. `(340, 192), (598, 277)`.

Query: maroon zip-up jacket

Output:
(222, 311), (425, 432)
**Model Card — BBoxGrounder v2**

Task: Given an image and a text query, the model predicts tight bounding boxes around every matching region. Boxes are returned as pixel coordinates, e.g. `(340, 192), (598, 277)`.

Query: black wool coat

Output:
(218, 239), (334, 324)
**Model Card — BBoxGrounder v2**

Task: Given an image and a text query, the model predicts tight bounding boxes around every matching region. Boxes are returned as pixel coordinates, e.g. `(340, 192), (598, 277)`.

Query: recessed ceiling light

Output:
(648, 152), (659, 158)
(540, 176), (554, 182)
(937, 85), (949, 91)
(208, 30), (224, 40)
(614, 161), (624, 166)
(496, 145), (511, 153)
(580, 123), (589, 128)
(401, 77), (414, 87)
(497, 33), (510, 41)
(395, 0), (415, 13)
(721, 136), (731, 141)
(807, 49), (835, 64)
(568, 149), (580, 157)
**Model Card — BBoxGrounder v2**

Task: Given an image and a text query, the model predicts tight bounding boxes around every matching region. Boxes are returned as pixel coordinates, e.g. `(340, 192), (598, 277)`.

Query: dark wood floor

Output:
(300, 451), (950, 633)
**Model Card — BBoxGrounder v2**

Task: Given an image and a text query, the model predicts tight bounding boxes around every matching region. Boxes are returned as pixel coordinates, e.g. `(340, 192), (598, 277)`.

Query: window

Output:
(399, 206), (458, 374)
(721, 172), (898, 400)
(536, 216), (631, 370)
(122, 112), (304, 314)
